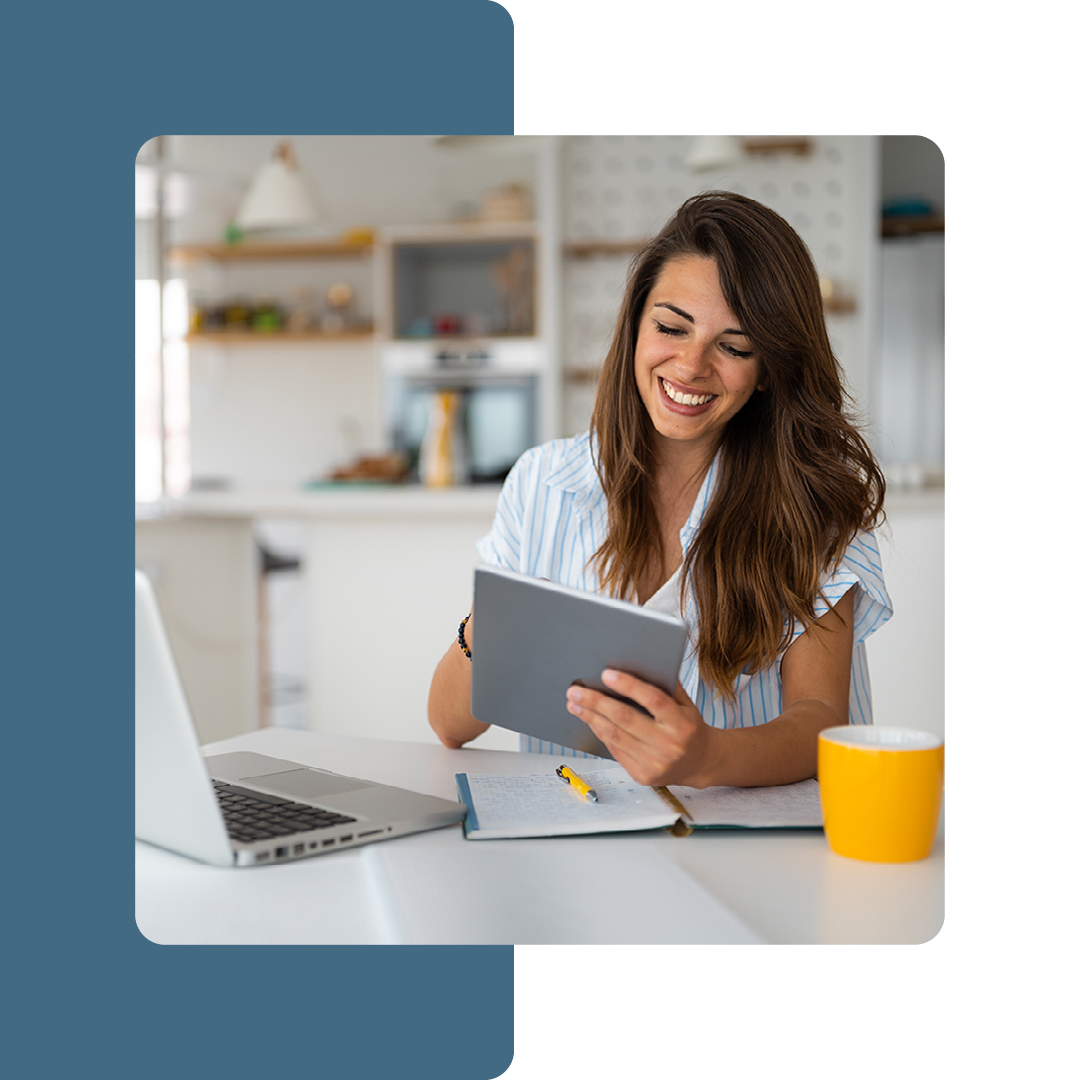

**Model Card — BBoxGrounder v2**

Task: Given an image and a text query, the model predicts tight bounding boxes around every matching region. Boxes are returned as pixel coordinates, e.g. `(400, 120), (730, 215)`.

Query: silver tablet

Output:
(470, 565), (689, 757)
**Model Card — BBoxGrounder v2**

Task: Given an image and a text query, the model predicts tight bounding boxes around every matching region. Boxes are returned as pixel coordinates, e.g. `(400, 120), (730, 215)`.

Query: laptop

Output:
(470, 565), (688, 758)
(135, 570), (465, 867)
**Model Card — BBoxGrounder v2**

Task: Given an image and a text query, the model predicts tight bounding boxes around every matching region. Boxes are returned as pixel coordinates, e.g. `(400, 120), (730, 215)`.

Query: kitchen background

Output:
(135, 134), (944, 750)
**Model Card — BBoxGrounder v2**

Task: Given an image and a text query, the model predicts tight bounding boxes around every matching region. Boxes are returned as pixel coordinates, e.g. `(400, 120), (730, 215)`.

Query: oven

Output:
(383, 342), (541, 485)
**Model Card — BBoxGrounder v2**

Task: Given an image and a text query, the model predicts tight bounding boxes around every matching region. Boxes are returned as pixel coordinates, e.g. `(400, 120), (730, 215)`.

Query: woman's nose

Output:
(676, 338), (713, 377)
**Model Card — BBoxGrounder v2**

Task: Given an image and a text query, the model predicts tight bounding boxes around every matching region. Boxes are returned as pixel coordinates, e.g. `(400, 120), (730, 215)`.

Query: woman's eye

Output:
(653, 321), (684, 336)
(721, 343), (753, 359)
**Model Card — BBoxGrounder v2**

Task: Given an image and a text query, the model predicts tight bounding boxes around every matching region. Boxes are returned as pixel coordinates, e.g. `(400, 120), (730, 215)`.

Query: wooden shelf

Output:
(185, 328), (375, 344)
(742, 137), (813, 156)
(824, 295), (857, 315)
(170, 241), (374, 263)
(382, 220), (536, 244)
(564, 239), (644, 258)
(881, 215), (945, 238)
(564, 366), (603, 384)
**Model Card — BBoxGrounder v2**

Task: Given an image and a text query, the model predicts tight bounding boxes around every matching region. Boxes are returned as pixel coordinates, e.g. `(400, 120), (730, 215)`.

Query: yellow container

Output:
(818, 727), (944, 863)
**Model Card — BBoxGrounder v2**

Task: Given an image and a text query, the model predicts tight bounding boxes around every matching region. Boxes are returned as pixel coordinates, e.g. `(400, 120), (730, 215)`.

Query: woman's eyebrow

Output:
(654, 302), (695, 322)
(653, 302), (747, 336)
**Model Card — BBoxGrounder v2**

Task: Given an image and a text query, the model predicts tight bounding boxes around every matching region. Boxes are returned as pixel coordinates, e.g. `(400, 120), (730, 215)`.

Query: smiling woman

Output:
(428, 192), (891, 789)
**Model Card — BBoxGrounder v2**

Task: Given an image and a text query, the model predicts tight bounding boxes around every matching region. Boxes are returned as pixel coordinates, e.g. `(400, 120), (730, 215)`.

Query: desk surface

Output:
(135, 727), (944, 945)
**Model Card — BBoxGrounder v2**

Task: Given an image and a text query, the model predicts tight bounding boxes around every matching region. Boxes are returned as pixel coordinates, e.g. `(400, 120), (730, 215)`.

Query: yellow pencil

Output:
(556, 764), (598, 803)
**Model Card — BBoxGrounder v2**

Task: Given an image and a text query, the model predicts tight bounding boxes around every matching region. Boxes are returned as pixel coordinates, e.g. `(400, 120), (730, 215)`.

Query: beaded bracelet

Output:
(457, 613), (473, 661)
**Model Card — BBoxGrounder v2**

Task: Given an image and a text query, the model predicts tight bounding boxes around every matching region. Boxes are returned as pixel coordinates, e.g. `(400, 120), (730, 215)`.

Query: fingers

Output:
(672, 680), (695, 708)
(565, 670), (709, 786)
(565, 670), (678, 760)
(600, 668), (675, 717)
(566, 672), (660, 727)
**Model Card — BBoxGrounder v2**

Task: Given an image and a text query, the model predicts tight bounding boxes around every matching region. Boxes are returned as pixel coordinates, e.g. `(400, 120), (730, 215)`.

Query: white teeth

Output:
(661, 378), (716, 407)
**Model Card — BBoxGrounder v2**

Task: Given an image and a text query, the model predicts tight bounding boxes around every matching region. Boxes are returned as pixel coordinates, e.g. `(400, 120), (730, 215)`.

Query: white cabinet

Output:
(864, 491), (945, 739)
(134, 516), (259, 743)
(304, 509), (517, 750)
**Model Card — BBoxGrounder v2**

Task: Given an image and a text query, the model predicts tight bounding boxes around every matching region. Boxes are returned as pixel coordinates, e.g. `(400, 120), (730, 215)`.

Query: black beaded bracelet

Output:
(457, 614), (473, 660)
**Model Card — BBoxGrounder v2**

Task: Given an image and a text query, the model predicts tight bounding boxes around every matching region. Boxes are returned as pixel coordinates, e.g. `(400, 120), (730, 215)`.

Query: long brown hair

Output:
(591, 191), (885, 698)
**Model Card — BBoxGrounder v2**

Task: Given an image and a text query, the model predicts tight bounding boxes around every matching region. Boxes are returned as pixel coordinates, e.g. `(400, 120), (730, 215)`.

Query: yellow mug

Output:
(818, 726), (944, 863)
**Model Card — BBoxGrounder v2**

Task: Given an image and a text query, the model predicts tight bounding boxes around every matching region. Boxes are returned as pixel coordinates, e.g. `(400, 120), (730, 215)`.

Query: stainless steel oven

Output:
(383, 342), (541, 485)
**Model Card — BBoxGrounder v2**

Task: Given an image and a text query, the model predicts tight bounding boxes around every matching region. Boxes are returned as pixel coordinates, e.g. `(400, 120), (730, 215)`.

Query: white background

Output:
(501, 1), (1072, 1077)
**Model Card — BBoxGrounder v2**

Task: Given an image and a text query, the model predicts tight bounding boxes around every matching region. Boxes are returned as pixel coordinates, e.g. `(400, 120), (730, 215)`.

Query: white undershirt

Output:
(641, 567), (683, 618)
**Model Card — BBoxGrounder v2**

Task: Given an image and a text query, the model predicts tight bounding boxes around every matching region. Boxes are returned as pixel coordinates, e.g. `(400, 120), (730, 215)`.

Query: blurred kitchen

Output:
(135, 135), (944, 751)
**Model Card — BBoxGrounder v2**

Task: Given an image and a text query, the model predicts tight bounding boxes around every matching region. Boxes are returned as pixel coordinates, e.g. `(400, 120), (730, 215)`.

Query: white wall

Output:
(135, 517), (259, 743)
(188, 340), (383, 489)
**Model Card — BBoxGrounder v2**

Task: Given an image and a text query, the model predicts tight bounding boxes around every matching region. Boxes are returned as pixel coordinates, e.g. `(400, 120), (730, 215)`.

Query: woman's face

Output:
(634, 254), (764, 457)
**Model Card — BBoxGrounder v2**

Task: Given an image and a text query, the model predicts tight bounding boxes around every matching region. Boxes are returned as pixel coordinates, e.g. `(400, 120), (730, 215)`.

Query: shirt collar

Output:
(543, 435), (723, 528)
(544, 433), (606, 512)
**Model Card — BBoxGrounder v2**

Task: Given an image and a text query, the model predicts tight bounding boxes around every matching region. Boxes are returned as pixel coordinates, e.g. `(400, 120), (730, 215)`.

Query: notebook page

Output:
(459, 767), (678, 838)
(667, 777), (823, 828)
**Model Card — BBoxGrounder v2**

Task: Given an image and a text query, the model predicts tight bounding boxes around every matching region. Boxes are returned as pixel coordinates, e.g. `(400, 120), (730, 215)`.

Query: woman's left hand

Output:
(566, 670), (715, 787)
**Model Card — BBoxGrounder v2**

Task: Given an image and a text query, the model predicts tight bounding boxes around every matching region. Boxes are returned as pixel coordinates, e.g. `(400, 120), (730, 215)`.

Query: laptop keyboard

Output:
(213, 780), (358, 843)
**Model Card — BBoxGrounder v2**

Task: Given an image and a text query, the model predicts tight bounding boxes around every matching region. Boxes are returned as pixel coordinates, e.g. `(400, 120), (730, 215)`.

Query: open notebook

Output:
(455, 765), (823, 840)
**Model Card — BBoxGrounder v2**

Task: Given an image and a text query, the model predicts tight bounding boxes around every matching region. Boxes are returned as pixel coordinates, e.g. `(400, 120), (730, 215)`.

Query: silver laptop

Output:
(136, 570), (465, 867)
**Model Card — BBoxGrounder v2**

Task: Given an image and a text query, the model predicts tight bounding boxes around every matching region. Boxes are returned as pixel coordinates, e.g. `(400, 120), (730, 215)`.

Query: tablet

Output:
(470, 565), (689, 758)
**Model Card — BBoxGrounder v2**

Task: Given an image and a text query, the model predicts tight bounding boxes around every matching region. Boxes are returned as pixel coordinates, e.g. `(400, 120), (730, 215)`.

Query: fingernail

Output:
(567, 687), (582, 704)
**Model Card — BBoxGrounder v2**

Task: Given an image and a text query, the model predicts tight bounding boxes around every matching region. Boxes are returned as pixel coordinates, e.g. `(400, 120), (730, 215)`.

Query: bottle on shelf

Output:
(419, 391), (467, 488)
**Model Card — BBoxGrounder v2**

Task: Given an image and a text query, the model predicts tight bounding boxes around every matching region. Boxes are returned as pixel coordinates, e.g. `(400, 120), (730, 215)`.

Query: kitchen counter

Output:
(137, 483), (503, 521)
(137, 481), (940, 522)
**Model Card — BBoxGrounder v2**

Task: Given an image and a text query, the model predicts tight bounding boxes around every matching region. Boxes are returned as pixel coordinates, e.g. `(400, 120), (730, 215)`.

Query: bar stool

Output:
(257, 543), (302, 728)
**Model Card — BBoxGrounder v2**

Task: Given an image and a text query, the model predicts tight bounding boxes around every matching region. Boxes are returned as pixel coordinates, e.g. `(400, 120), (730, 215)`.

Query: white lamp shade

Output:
(235, 145), (321, 229)
(686, 135), (744, 171)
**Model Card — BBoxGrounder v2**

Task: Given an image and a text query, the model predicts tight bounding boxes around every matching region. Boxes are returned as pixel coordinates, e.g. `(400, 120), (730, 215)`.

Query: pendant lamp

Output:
(686, 135), (745, 171)
(235, 139), (321, 230)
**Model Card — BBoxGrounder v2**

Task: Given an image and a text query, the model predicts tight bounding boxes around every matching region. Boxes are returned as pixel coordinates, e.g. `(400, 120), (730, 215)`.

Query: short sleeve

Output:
(475, 447), (538, 572)
(791, 529), (893, 648)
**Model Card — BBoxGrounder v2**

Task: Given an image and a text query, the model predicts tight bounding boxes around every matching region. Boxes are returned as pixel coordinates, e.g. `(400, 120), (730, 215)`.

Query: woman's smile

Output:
(659, 376), (718, 411)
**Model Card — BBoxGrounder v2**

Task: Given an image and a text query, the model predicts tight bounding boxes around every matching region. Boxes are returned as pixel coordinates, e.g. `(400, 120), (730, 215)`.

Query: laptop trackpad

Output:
(241, 768), (374, 799)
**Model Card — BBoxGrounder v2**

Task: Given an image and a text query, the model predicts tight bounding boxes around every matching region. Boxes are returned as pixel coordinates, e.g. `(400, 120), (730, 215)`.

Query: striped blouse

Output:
(476, 433), (893, 757)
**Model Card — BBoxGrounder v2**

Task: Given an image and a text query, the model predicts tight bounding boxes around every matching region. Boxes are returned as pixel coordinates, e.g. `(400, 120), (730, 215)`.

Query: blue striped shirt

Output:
(477, 433), (893, 756)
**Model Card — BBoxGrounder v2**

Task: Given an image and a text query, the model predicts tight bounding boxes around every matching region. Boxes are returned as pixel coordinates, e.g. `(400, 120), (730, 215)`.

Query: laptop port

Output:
(255, 851), (270, 862)
(322, 838), (335, 847)
(308, 842), (318, 850)
(293, 843), (306, 856)
(275, 847), (288, 858)
(339, 834), (353, 843)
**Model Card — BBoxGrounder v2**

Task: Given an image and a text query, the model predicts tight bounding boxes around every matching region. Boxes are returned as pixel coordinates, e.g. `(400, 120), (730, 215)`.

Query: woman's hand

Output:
(566, 670), (717, 787)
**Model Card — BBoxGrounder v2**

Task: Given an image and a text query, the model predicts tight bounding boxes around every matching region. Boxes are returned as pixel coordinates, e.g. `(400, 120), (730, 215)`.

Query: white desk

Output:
(135, 727), (944, 945)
